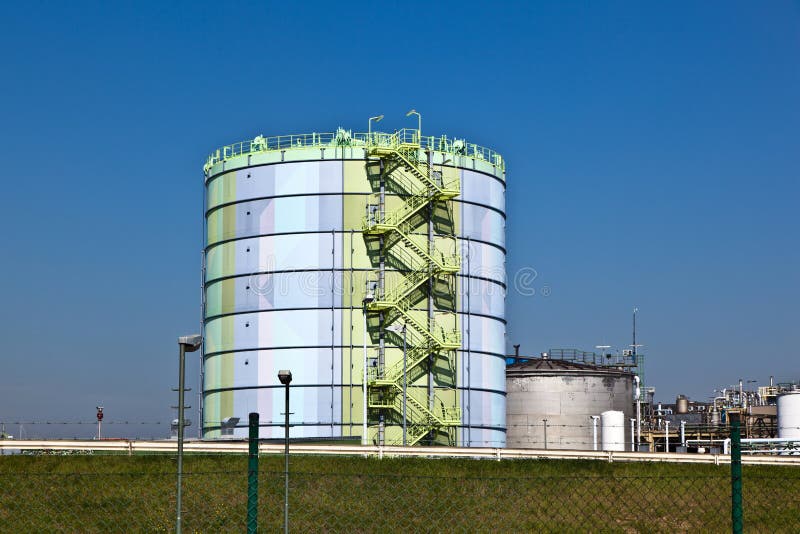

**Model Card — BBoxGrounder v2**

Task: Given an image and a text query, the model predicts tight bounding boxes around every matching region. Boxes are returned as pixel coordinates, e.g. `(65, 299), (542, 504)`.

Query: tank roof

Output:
(506, 357), (634, 377)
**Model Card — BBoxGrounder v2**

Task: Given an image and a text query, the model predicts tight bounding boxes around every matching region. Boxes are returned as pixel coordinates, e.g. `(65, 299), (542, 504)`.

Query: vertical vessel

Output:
(202, 125), (506, 446)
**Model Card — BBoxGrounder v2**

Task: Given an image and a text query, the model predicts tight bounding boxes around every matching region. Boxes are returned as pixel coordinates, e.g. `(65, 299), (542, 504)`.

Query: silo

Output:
(201, 127), (506, 447)
(777, 392), (800, 439)
(506, 358), (634, 450)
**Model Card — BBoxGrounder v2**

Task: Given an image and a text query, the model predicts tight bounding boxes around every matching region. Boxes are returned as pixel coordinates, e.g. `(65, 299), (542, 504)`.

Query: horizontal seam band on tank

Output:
(205, 192), (507, 219)
(202, 422), (507, 433)
(202, 347), (510, 360)
(204, 158), (506, 187)
(203, 307), (507, 325)
(204, 229), (507, 256)
(204, 269), (508, 291)
(202, 384), (506, 396)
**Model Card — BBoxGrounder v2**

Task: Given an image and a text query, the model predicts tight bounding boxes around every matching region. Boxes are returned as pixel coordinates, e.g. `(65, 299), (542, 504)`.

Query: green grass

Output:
(1, 454), (797, 533)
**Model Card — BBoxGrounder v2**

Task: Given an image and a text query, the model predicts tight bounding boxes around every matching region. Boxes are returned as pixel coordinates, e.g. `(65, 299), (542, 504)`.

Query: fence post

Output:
(247, 412), (259, 534)
(730, 414), (743, 534)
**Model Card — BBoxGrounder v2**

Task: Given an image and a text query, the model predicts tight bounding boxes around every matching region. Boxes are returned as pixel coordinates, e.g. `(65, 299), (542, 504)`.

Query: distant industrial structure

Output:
(201, 119), (506, 447)
(506, 345), (800, 455)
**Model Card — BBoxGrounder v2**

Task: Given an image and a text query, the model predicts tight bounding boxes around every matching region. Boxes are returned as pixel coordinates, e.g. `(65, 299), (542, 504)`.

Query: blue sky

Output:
(1, 1), (797, 438)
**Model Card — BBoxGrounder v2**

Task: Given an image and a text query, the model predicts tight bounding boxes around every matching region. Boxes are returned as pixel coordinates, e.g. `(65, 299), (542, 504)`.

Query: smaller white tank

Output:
(777, 392), (800, 439)
(601, 410), (625, 451)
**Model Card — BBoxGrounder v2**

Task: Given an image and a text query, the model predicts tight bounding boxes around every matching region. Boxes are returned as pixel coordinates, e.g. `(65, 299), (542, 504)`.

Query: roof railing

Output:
(204, 128), (505, 175)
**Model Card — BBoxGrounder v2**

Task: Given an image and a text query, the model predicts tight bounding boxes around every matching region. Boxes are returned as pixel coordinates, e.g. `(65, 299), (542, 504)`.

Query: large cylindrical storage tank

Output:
(201, 128), (506, 447)
(777, 392), (800, 439)
(506, 358), (634, 450)
(600, 410), (625, 451)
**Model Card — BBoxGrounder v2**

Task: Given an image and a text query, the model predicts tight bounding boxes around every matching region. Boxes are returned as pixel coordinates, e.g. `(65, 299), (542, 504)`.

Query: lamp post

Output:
(362, 293), (374, 446)
(406, 109), (421, 142)
(368, 114), (383, 145)
(278, 370), (292, 534)
(595, 345), (611, 366)
(176, 334), (202, 534)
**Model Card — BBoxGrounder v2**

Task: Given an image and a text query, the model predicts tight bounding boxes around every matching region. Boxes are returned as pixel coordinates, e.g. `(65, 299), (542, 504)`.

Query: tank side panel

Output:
(506, 374), (633, 450)
(203, 160), (346, 439)
(459, 168), (506, 447)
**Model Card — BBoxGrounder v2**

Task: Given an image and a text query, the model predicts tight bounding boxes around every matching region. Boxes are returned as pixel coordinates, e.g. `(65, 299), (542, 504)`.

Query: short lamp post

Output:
(278, 370), (292, 534)
(368, 114), (383, 145)
(176, 334), (202, 534)
(406, 109), (421, 142)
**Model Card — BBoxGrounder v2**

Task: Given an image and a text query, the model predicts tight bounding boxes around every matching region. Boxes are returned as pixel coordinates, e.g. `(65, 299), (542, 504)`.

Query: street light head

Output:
(374, 114), (383, 122)
(406, 109), (418, 117)
(221, 417), (240, 428)
(179, 334), (202, 352)
(278, 370), (293, 385)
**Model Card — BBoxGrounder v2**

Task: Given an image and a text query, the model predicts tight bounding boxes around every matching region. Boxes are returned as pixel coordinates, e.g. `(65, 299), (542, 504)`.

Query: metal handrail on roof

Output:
(203, 128), (505, 175)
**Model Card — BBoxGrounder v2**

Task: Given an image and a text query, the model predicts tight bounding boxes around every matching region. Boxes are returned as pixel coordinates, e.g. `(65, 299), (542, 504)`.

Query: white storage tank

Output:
(777, 392), (800, 439)
(601, 410), (625, 451)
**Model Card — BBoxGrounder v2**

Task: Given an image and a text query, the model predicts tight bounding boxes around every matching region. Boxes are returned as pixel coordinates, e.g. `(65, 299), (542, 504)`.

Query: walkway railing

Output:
(204, 128), (505, 174)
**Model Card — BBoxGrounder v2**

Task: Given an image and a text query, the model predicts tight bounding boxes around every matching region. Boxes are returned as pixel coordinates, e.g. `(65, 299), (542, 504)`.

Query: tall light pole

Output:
(176, 334), (202, 534)
(278, 370), (292, 534)
(368, 114), (383, 145)
(362, 293), (374, 446)
(406, 109), (421, 141)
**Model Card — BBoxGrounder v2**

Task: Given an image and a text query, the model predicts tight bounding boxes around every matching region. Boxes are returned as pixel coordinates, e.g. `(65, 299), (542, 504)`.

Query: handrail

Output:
(204, 128), (505, 175)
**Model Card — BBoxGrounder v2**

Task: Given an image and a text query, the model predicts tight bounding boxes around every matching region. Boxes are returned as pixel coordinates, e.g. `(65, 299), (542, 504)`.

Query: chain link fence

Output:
(1, 452), (799, 532)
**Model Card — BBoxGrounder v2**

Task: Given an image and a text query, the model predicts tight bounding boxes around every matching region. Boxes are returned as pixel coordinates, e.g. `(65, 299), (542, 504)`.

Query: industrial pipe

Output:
(591, 416), (600, 451)
(630, 419), (635, 452)
(633, 376), (641, 449)
(680, 420), (686, 448)
(362, 303), (369, 446)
